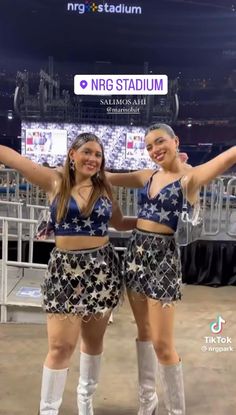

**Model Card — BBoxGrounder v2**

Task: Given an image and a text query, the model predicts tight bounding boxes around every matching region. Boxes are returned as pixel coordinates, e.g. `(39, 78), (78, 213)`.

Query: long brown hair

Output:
(56, 133), (113, 222)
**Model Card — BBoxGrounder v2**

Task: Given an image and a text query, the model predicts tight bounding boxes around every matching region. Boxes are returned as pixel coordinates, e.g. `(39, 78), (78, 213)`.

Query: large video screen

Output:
(22, 127), (67, 166)
(25, 129), (67, 154)
(125, 132), (146, 159)
(21, 122), (155, 170)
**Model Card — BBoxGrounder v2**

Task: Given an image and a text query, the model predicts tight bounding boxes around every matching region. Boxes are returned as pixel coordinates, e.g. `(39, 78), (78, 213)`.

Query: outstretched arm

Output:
(106, 169), (153, 188)
(184, 146), (236, 195)
(109, 199), (137, 231)
(0, 145), (59, 192)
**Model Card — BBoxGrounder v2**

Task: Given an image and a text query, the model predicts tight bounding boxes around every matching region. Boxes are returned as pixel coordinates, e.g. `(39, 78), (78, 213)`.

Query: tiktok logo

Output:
(210, 315), (226, 334)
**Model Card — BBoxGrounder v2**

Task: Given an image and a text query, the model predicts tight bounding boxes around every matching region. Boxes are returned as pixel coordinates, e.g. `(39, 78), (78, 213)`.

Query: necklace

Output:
(76, 183), (93, 202)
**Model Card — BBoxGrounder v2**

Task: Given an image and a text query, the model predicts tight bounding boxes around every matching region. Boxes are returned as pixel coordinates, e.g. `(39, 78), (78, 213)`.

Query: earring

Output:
(69, 159), (75, 171)
(94, 171), (100, 179)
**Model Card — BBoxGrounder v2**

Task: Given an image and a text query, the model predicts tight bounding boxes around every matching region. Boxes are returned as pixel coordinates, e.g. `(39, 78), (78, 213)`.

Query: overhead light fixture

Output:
(187, 117), (192, 128)
(7, 110), (13, 120)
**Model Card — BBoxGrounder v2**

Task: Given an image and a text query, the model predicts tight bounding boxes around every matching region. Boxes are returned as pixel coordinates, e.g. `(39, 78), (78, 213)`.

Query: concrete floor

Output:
(0, 285), (235, 415)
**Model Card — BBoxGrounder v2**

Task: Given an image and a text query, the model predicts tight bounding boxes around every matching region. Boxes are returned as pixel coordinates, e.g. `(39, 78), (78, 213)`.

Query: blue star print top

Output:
(138, 171), (187, 232)
(49, 195), (112, 237)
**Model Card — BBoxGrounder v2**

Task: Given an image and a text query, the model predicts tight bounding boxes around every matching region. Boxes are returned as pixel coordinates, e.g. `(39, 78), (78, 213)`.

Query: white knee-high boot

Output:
(158, 360), (185, 415)
(39, 366), (68, 415)
(136, 340), (158, 415)
(77, 352), (102, 415)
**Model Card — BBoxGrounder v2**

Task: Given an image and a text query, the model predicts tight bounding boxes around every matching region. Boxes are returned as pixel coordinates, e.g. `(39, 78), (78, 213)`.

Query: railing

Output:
(0, 216), (47, 323)
(201, 178), (224, 236)
(225, 177), (236, 237)
(0, 168), (48, 205)
(0, 200), (24, 241)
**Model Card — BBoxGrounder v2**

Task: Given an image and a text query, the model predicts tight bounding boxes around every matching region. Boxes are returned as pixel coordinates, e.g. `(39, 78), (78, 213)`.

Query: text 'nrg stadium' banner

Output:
(67, 1), (142, 15)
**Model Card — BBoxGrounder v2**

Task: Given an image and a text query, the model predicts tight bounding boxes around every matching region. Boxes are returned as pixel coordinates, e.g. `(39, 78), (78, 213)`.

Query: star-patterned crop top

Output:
(49, 195), (112, 237)
(137, 172), (187, 232)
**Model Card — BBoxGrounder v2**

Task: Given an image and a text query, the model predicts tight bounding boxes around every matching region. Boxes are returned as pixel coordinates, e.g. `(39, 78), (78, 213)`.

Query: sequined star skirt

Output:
(124, 229), (182, 305)
(41, 243), (123, 317)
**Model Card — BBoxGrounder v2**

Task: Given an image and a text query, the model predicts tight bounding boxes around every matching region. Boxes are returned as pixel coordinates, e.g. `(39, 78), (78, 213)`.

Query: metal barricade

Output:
(225, 177), (236, 237)
(201, 178), (224, 236)
(0, 200), (23, 248)
(179, 176), (236, 243)
(0, 216), (47, 323)
(0, 169), (30, 202)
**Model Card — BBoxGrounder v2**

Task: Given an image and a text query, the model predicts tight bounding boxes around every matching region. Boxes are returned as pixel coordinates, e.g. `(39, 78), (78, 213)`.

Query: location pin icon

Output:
(80, 80), (88, 89)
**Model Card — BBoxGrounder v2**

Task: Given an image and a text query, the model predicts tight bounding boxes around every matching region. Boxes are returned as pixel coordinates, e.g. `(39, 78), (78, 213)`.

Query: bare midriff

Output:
(137, 218), (174, 235)
(55, 235), (109, 250)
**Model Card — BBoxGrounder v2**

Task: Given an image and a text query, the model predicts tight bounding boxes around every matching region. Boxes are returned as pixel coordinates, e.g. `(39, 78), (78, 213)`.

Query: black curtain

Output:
(181, 240), (236, 286)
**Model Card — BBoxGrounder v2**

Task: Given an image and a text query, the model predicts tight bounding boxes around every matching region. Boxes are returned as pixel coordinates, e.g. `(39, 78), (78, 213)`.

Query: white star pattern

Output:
(70, 273), (80, 281)
(50, 299), (58, 309)
(94, 304), (104, 314)
(99, 291), (109, 301)
(72, 217), (79, 224)
(61, 274), (68, 280)
(136, 245), (144, 254)
(83, 218), (94, 228)
(95, 206), (106, 217)
(62, 222), (70, 229)
(159, 192), (167, 203)
(90, 290), (98, 299)
(64, 300), (71, 311)
(64, 263), (85, 276)
(99, 223), (107, 234)
(169, 184), (180, 197)
(174, 210), (180, 217)
(149, 204), (157, 214)
(42, 242), (122, 318)
(96, 269), (108, 283)
(171, 198), (178, 206)
(101, 198), (111, 209)
(72, 292), (79, 299)
(127, 259), (138, 272)
(84, 263), (91, 271)
(54, 282), (61, 291)
(158, 208), (171, 221)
